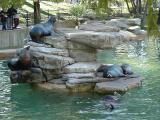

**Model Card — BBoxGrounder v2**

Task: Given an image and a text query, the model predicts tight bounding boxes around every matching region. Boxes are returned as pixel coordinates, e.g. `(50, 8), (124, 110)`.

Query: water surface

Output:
(1, 39), (160, 120)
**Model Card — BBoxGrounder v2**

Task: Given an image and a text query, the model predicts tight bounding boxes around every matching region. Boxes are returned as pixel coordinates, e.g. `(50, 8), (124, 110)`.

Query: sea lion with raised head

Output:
(29, 16), (56, 43)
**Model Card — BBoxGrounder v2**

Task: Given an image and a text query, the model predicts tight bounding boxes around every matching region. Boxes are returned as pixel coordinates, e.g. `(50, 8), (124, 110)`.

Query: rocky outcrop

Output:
(7, 18), (145, 94)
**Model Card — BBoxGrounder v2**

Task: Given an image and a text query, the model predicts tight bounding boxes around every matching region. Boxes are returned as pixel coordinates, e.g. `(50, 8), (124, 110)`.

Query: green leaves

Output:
(0, 0), (26, 9)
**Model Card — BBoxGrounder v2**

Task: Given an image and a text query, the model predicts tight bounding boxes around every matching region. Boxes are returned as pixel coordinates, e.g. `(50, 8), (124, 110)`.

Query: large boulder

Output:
(66, 31), (126, 49)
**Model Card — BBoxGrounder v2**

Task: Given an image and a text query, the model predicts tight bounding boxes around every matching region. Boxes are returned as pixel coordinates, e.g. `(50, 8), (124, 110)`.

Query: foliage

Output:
(147, 0), (159, 36)
(48, 0), (64, 3)
(0, 0), (25, 9)
(69, 4), (85, 17)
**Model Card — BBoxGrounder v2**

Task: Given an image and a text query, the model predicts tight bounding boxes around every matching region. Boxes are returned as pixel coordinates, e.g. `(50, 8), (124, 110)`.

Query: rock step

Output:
(32, 52), (75, 69)
(94, 76), (143, 94)
(63, 62), (100, 74)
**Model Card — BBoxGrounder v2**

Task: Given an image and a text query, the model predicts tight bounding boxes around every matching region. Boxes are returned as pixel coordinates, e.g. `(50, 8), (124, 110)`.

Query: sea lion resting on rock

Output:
(96, 63), (133, 78)
(29, 16), (56, 43)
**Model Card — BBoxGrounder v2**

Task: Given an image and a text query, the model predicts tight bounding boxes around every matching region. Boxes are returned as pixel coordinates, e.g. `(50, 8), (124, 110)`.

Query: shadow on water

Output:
(1, 38), (160, 119)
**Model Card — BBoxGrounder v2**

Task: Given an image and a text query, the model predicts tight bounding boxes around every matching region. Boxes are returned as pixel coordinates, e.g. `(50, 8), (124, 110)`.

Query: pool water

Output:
(1, 39), (160, 120)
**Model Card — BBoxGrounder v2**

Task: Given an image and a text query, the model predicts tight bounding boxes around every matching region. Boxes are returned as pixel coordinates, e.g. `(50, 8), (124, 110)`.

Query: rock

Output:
(30, 46), (69, 57)
(62, 73), (95, 79)
(127, 18), (141, 26)
(110, 18), (141, 26)
(66, 79), (95, 92)
(134, 30), (147, 35)
(94, 76), (143, 94)
(48, 78), (66, 84)
(10, 68), (47, 84)
(79, 21), (120, 32)
(45, 35), (68, 49)
(82, 9), (96, 20)
(68, 49), (96, 62)
(67, 41), (92, 50)
(119, 30), (137, 41)
(63, 62), (100, 74)
(26, 41), (51, 48)
(105, 19), (129, 30)
(35, 83), (68, 91)
(0, 49), (16, 60)
(32, 52), (75, 69)
(66, 31), (126, 49)
(128, 26), (141, 33)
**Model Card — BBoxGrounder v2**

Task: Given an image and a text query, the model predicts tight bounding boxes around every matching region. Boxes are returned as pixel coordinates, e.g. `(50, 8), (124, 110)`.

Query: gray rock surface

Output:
(79, 21), (120, 32)
(32, 52), (75, 69)
(94, 76), (143, 93)
(63, 62), (100, 73)
(30, 46), (69, 57)
(66, 31), (126, 49)
(62, 73), (95, 79)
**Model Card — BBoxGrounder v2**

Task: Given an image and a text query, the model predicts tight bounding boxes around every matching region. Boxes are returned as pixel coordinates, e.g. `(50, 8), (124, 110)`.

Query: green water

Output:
(1, 39), (160, 120)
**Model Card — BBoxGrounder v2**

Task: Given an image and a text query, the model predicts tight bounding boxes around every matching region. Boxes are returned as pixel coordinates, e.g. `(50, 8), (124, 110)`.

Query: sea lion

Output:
(121, 63), (133, 75)
(29, 16), (56, 43)
(7, 46), (31, 71)
(96, 63), (133, 78)
(103, 92), (120, 111)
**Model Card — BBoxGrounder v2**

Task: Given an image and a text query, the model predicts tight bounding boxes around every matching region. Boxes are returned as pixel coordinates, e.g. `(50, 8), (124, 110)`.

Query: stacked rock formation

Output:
(10, 18), (145, 94)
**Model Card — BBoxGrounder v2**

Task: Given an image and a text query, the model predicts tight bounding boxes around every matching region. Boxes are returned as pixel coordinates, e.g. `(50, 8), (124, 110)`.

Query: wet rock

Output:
(35, 83), (68, 91)
(63, 62), (100, 73)
(66, 79), (95, 92)
(94, 76), (143, 93)
(10, 68), (47, 83)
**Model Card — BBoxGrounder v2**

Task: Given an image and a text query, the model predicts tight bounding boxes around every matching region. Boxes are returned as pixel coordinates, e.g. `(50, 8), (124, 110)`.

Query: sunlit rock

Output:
(66, 31), (125, 49)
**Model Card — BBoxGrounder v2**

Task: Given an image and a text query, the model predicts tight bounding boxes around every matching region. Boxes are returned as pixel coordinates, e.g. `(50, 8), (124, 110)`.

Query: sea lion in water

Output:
(96, 64), (133, 78)
(29, 16), (56, 43)
(103, 92), (120, 110)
